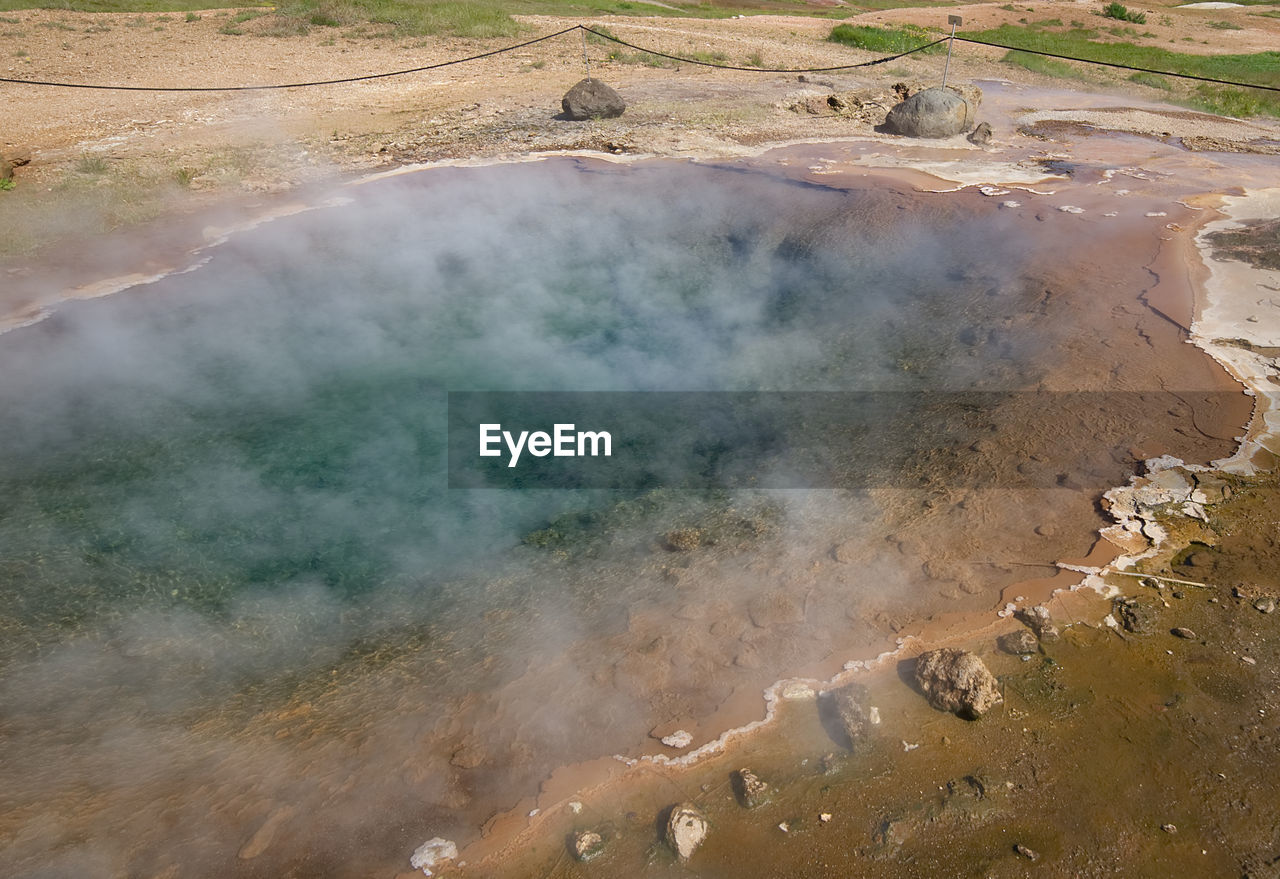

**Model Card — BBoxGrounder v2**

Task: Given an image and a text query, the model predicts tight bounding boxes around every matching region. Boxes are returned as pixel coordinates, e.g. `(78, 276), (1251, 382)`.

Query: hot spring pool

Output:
(0, 156), (1243, 878)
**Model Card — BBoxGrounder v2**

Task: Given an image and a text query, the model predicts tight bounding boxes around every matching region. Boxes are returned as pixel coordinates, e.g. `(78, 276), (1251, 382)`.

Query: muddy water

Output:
(0, 154), (1248, 879)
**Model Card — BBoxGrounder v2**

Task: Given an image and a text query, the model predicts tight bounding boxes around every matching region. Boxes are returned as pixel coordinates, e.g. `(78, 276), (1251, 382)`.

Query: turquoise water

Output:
(0, 158), (1063, 878)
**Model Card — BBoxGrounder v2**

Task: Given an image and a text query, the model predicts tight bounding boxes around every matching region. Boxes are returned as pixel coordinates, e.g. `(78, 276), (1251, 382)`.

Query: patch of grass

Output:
(686, 48), (728, 64)
(0, 14), (18, 21)
(184, 10), (197, 19)
(828, 23), (944, 55)
(1002, 48), (1084, 79)
(1128, 70), (1171, 89)
(608, 48), (677, 67)
(37, 18), (75, 28)
(75, 154), (109, 175)
(124, 13), (147, 25)
(1207, 19), (1242, 29)
(744, 49), (764, 67)
(0, 178), (15, 192)
(12, 47), (26, 55)
(964, 24), (1280, 117)
(1102, 2), (1146, 24)
(1192, 83), (1274, 118)
(1035, 17), (1063, 27)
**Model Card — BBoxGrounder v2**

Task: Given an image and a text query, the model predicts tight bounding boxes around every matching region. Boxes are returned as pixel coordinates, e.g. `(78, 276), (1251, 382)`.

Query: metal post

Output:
(942, 15), (962, 89)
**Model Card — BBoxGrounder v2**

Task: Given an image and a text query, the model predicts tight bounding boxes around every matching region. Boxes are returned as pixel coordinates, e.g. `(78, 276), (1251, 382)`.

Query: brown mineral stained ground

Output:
(471, 475), (1280, 879)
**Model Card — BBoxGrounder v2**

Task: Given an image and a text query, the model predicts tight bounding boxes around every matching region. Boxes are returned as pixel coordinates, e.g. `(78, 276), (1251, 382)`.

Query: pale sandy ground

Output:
(2, 1), (1279, 206)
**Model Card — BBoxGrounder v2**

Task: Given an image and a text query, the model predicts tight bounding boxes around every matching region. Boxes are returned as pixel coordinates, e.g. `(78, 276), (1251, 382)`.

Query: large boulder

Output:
(914, 648), (1003, 719)
(561, 78), (626, 121)
(882, 87), (975, 138)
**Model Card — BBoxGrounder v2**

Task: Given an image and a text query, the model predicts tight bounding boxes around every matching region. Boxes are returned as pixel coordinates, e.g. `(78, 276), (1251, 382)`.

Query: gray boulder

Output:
(882, 87), (974, 138)
(561, 78), (626, 121)
(914, 648), (1003, 719)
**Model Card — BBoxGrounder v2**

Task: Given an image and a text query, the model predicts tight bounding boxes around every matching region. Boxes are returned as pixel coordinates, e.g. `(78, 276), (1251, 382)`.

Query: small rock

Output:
(1161, 823), (1177, 834)
(1017, 605), (1060, 642)
(1254, 597), (1276, 614)
(561, 78), (626, 121)
(819, 812), (832, 823)
(967, 121), (992, 145)
(1014, 842), (1040, 862)
(571, 829), (606, 862)
(731, 768), (770, 809)
(914, 648), (1004, 719)
(1115, 597), (1158, 634)
(1172, 627), (1197, 640)
(778, 821), (789, 833)
(665, 803), (708, 861)
(998, 629), (1040, 655)
(824, 682), (874, 751)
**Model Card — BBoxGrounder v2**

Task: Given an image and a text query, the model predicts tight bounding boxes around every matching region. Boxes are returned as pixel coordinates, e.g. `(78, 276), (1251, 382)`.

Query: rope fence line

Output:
(0, 22), (1276, 95)
(955, 35), (1280, 94)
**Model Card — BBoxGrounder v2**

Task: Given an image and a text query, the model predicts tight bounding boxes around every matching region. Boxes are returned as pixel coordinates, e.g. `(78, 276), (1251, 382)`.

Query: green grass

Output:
(961, 24), (1280, 116)
(1101, 2), (1145, 24)
(1128, 70), (1171, 89)
(1207, 19), (1243, 29)
(1002, 49), (1085, 79)
(828, 23), (944, 55)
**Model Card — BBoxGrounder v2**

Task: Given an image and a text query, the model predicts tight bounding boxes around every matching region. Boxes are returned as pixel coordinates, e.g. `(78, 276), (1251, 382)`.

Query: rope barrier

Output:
(955, 35), (1280, 94)
(579, 26), (947, 73)
(0, 25), (582, 91)
(0, 21), (1275, 96)
(0, 24), (941, 92)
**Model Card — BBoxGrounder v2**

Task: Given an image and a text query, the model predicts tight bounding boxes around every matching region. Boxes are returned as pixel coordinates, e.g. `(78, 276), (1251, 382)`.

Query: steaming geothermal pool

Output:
(0, 157), (1244, 877)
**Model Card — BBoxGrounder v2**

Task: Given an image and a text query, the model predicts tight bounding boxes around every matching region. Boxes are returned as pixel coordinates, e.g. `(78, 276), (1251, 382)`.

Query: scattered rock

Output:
(914, 648), (1003, 719)
(409, 838), (458, 876)
(1171, 627), (1198, 640)
(663, 528), (703, 551)
(967, 121), (993, 145)
(1017, 605), (1060, 642)
(881, 87), (975, 138)
(571, 829), (606, 862)
(731, 768), (770, 809)
(561, 78), (626, 121)
(1254, 597), (1276, 614)
(998, 629), (1040, 655)
(1161, 823), (1177, 834)
(823, 682), (874, 751)
(450, 741), (487, 769)
(819, 812), (832, 823)
(664, 803), (708, 861)
(1014, 842), (1040, 862)
(747, 590), (804, 627)
(1114, 597), (1158, 634)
